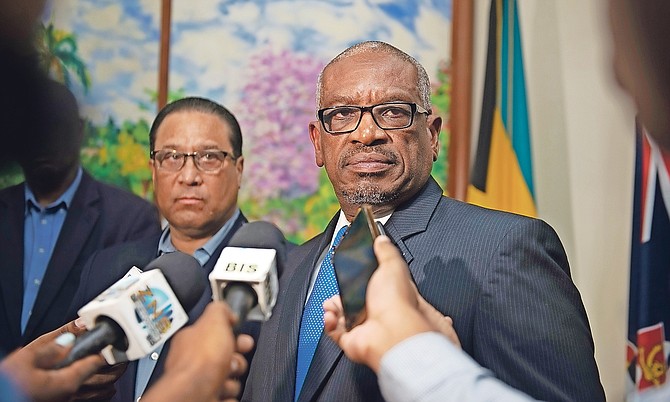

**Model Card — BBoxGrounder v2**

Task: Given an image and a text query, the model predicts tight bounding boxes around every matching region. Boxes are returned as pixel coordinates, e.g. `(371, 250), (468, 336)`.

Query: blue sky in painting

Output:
(48, 0), (452, 124)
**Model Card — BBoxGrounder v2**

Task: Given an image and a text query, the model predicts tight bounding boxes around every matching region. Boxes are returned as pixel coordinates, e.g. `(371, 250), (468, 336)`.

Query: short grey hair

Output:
(315, 41), (432, 111)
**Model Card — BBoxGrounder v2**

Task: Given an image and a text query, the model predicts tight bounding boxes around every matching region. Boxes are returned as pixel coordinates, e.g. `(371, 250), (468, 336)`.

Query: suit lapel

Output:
(0, 184), (28, 343)
(24, 173), (100, 339)
(297, 335), (344, 402)
(274, 221), (337, 401)
(384, 177), (443, 269)
(205, 212), (247, 276)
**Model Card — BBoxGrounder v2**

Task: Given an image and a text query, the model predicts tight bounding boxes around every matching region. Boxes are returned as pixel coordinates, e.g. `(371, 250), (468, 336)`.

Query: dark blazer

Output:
(0, 171), (160, 353)
(244, 177), (605, 402)
(66, 212), (250, 402)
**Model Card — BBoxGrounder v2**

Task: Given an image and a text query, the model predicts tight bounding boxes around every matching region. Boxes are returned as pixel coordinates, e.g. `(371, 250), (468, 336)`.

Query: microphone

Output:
(209, 221), (287, 325)
(58, 252), (205, 366)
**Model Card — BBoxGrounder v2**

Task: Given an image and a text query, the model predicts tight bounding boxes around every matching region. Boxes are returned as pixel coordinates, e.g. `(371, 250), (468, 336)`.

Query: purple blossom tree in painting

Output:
(238, 47), (324, 203)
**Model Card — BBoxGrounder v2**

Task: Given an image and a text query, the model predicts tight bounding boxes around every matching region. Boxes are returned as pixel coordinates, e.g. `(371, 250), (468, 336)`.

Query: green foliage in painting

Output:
(81, 118), (153, 200)
(139, 88), (188, 111)
(36, 22), (91, 92)
(430, 60), (451, 191)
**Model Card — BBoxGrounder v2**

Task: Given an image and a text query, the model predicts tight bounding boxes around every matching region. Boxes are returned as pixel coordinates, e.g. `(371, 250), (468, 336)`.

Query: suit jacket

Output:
(244, 177), (605, 402)
(0, 171), (160, 352)
(66, 212), (250, 402)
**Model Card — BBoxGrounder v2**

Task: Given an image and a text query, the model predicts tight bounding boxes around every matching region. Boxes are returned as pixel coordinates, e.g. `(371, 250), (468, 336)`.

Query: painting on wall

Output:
(33, 0), (452, 242)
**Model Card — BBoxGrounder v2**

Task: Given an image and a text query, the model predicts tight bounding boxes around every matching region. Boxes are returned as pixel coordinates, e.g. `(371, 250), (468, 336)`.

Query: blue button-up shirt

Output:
(21, 167), (83, 333)
(134, 208), (241, 401)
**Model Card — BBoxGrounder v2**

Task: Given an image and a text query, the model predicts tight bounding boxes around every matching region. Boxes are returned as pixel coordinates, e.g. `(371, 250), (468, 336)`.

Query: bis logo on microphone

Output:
(225, 262), (258, 272)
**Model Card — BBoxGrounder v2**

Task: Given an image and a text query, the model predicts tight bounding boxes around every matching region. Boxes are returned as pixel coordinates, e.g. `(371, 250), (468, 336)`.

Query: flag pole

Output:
(158, 0), (172, 111)
(448, 0), (474, 200)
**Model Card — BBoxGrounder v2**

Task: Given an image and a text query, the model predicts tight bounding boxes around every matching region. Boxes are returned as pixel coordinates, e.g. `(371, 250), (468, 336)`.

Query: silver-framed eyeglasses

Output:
(150, 149), (235, 172)
(317, 101), (430, 134)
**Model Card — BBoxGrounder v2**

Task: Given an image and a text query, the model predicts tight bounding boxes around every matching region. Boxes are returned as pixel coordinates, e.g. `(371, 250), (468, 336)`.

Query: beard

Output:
(339, 176), (399, 206)
(336, 144), (402, 206)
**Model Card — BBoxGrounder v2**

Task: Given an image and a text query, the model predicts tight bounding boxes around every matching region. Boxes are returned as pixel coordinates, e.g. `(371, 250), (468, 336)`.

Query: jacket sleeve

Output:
(473, 218), (605, 402)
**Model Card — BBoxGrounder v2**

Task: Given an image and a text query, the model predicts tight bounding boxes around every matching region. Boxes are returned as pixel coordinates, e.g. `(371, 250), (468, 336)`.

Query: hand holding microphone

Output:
(0, 321), (104, 402)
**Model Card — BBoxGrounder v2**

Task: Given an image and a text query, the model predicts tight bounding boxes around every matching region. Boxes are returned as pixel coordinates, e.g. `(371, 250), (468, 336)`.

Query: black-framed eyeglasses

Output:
(317, 102), (430, 134)
(150, 149), (236, 172)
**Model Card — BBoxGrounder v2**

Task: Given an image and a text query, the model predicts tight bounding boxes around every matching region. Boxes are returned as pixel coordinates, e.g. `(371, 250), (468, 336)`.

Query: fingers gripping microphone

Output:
(59, 252), (205, 367)
(209, 221), (287, 325)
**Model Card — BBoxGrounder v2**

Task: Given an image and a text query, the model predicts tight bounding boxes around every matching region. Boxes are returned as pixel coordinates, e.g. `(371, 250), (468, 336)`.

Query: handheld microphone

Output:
(209, 221), (287, 325)
(58, 252), (205, 366)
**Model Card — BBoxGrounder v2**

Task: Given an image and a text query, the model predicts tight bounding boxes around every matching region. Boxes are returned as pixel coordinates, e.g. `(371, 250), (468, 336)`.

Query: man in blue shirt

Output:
(0, 80), (160, 354)
(67, 97), (261, 401)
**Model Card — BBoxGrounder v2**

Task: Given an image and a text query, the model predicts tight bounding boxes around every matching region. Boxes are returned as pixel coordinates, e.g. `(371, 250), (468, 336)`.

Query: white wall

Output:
(471, 1), (634, 400)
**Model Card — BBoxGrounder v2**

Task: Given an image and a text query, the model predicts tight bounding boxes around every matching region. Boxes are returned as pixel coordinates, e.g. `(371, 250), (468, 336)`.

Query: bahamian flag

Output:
(467, 0), (535, 217)
(626, 123), (670, 401)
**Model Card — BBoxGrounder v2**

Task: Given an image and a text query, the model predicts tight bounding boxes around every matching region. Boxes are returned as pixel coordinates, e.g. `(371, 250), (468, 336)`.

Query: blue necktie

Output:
(295, 225), (348, 399)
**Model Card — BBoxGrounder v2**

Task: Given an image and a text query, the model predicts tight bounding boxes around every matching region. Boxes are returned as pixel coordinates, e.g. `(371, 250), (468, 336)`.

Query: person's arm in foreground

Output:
(0, 321), (105, 402)
(141, 301), (254, 402)
(324, 235), (538, 402)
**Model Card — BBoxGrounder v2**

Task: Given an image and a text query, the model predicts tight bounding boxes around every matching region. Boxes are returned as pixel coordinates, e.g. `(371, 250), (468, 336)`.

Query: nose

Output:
(178, 156), (202, 185)
(348, 112), (388, 145)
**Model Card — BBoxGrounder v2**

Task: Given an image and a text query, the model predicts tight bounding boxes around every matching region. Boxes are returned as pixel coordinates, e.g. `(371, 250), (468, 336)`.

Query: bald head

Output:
(316, 41), (432, 112)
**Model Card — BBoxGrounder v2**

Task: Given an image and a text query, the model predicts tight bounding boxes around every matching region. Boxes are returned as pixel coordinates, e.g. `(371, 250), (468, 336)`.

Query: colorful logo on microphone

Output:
(131, 286), (174, 346)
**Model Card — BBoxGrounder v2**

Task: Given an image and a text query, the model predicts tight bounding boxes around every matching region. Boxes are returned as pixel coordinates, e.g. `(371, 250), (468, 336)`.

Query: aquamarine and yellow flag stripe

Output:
(467, 0), (536, 217)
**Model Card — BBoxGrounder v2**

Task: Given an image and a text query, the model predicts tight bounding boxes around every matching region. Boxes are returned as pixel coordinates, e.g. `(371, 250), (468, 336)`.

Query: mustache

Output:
(338, 144), (399, 168)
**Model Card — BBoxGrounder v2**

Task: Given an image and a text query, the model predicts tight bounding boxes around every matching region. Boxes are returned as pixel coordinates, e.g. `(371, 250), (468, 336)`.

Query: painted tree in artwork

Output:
(238, 48), (323, 201)
(35, 22), (91, 92)
(237, 48), (335, 241)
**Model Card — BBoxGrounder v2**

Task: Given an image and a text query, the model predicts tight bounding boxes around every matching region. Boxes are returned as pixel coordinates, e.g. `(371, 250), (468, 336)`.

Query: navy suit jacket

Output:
(244, 177), (605, 402)
(0, 171), (160, 352)
(66, 212), (250, 402)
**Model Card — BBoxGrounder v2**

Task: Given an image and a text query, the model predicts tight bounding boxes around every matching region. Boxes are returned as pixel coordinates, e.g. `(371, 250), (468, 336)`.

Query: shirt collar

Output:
(24, 167), (83, 213)
(158, 208), (241, 266)
(333, 208), (392, 247)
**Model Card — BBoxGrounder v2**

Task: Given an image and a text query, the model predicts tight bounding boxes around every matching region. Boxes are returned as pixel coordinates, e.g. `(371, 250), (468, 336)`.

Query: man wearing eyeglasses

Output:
(244, 41), (604, 402)
(65, 97), (252, 401)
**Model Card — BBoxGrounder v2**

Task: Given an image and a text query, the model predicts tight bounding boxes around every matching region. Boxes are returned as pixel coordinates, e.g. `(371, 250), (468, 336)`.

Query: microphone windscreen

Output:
(144, 252), (206, 311)
(228, 221), (287, 275)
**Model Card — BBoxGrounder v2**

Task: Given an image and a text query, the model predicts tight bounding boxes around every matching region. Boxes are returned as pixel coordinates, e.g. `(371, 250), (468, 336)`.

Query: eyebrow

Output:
(157, 143), (225, 150)
(323, 94), (416, 107)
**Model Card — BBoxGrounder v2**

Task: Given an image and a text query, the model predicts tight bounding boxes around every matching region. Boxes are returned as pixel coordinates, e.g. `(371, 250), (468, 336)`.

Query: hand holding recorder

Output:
(332, 204), (381, 330)
(325, 233), (460, 372)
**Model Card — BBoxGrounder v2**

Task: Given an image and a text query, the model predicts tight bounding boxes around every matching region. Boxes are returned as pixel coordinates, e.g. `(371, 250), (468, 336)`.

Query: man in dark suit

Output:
(244, 41), (605, 402)
(66, 97), (251, 401)
(0, 80), (160, 354)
